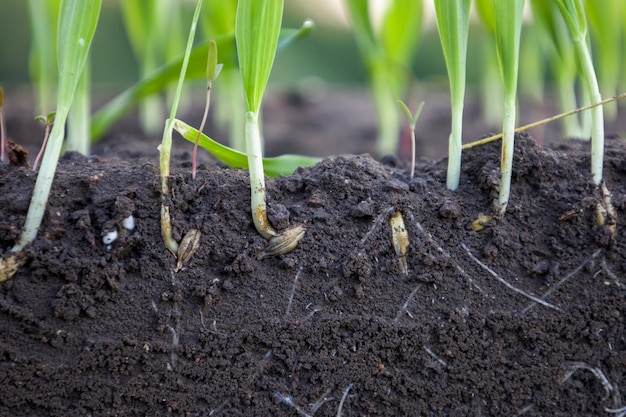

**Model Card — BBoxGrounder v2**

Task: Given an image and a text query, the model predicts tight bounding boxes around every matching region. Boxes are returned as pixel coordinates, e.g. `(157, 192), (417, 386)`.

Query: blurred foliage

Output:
(0, 0), (472, 91)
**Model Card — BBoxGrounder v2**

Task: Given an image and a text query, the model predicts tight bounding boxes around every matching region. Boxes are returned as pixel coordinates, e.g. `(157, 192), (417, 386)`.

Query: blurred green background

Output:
(0, 0), (489, 92)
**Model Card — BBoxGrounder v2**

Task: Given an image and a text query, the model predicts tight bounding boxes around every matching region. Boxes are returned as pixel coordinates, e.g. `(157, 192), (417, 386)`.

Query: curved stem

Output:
(245, 111), (277, 239)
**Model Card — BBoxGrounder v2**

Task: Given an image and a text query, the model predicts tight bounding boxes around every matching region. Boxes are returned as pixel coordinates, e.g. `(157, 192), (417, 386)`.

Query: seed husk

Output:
(471, 214), (493, 232)
(175, 228), (201, 272)
(257, 225), (305, 260)
(0, 253), (26, 282)
(595, 182), (616, 238)
(389, 211), (409, 276)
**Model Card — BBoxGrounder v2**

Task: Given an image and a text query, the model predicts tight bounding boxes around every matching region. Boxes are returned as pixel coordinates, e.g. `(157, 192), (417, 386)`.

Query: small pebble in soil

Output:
(102, 230), (118, 245)
(122, 215), (135, 231)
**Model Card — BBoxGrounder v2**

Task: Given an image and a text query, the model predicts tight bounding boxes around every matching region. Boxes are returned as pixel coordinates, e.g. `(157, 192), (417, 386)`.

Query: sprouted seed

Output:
(389, 211), (409, 275)
(175, 228), (201, 272)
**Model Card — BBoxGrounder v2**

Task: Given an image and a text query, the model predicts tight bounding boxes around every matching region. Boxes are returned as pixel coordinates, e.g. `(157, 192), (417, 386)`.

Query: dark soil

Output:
(0, 90), (625, 416)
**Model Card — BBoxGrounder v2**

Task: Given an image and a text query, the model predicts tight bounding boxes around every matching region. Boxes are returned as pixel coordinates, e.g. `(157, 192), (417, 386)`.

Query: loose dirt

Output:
(0, 92), (624, 416)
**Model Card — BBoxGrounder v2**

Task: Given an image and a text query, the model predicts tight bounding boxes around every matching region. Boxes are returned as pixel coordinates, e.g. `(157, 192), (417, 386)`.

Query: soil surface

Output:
(0, 90), (625, 416)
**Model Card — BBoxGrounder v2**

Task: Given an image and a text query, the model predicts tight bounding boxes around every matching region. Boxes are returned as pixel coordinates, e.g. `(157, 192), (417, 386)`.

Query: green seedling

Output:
(0, 88), (5, 162)
(433, 0), (471, 191)
(173, 119), (321, 177)
(530, 0), (586, 138)
(29, 0), (91, 155)
(201, 0), (245, 151)
(237, 0), (285, 239)
(556, 0), (604, 186)
(475, 0), (504, 128)
(584, 0), (621, 121)
(32, 112), (56, 172)
(518, 23), (547, 106)
(236, 0), (305, 254)
(493, 0), (525, 213)
(346, 0), (423, 156)
(121, 0), (182, 134)
(397, 100), (424, 180)
(557, 0), (618, 235)
(159, 0), (203, 257)
(91, 21), (314, 141)
(10, 0), (100, 254)
(192, 40), (222, 180)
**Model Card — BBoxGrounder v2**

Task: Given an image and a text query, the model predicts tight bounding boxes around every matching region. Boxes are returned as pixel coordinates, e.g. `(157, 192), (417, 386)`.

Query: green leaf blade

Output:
(56, 0), (101, 111)
(236, 0), (284, 113)
(173, 119), (321, 177)
(494, 0), (525, 98)
(433, 0), (471, 191)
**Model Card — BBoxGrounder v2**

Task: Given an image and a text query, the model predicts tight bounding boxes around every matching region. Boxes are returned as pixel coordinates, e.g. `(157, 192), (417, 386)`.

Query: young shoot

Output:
(32, 112), (56, 172)
(433, 0), (471, 191)
(556, 0), (604, 185)
(397, 100), (424, 180)
(493, 0), (525, 213)
(584, 0), (621, 122)
(11, 0), (100, 253)
(120, 0), (166, 134)
(475, 0), (504, 128)
(236, 0), (305, 255)
(192, 40), (222, 180)
(159, 0), (203, 256)
(201, 0), (245, 151)
(530, 0), (585, 138)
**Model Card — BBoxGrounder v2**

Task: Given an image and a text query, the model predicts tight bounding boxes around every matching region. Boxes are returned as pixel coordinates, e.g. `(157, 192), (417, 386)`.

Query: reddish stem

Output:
(33, 123), (52, 172)
(192, 85), (212, 180)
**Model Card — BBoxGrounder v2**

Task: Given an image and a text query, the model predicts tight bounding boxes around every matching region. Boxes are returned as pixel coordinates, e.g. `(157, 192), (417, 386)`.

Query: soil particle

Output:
(0, 132), (625, 416)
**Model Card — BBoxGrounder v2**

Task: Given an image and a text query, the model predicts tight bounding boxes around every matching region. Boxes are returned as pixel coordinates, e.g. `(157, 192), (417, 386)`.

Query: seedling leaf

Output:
(173, 119), (321, 177)
(434, 0), (471, 191)
(13, 0), (101, 252)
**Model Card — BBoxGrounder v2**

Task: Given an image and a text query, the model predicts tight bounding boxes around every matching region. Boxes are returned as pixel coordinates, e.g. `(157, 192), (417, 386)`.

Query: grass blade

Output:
(91, 24), (313, 141)
(13, 0), (101, 252)
(494, 0), (524, 212)
(556, 0), (604, 185)
(434, 0), (471, 191)
(237, 0), (284, 114)
(237, 0), (284, 240)
(158, 0), (203, 255)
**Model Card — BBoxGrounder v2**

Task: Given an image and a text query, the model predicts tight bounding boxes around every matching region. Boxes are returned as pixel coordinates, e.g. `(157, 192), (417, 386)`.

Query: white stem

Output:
(498, 98), (516, 213)
(12, 105), (69, 252)
(576, 43), (604, 185)
(446, 101), (463, 191)
(245, 111), (276, 239)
